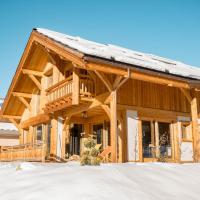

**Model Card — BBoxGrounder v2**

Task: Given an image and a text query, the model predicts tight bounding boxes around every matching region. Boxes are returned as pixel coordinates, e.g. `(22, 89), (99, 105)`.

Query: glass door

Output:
(142, 120), (172, 160)
(158, 122), (172, 158)
(142, 121), (156, 158)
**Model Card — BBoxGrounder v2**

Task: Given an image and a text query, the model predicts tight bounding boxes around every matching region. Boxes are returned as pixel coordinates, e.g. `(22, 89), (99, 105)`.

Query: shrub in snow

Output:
(16, 164), (22, 171)
(80, 135), (101, 166)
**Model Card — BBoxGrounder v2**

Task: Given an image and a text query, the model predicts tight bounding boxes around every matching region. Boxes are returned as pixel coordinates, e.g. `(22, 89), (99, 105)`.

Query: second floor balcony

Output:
(44, 75), (95, 112)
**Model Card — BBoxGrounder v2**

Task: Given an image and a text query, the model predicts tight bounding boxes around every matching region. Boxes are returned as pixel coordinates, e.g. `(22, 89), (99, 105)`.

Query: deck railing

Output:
(79, 74), (95, 97)
(46, 75), (95, 103)
(0, 142), (46, 162)
(46, 76), (73, 103)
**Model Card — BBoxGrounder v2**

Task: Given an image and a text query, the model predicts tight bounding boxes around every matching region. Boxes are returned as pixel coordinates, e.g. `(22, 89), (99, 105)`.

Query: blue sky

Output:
(0, 0), (200, 97)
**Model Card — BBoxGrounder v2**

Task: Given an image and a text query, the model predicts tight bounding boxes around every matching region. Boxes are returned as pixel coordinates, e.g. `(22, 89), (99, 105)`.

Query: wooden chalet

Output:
(1, 28), (200, 163)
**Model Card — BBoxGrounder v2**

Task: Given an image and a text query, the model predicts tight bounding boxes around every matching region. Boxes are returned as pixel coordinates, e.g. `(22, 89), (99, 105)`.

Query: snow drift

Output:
(0, 162), (199, 200)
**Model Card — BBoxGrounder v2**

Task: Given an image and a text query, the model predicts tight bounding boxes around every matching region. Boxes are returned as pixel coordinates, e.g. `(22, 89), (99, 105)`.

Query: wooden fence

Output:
(0, 143), (46, 162)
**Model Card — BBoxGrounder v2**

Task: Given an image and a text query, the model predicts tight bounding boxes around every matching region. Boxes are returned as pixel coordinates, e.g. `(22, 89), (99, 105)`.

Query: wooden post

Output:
(155, 121), (160, 159)
(180, 88), (200, 162)
(191, 96), (199, 161)
(173, 122), (180, 163)
(72, 68), (80, 105)
(117, 112), (123, 163)
(110, 90), (117, 162)
(62, 116), (71, 159)
(50, 118), (57, 156)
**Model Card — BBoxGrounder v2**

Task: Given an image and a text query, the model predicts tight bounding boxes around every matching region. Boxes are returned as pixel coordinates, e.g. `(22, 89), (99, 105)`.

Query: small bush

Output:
(80, 135), (101, 166)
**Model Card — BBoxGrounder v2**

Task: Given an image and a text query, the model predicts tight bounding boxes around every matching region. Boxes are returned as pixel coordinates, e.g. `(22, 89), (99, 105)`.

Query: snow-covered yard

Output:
(0, 162), (199, 200)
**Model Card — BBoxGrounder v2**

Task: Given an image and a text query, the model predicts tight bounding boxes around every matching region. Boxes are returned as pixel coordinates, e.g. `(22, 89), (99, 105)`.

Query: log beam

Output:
(36, 43), (57, 65)
(180, 88), (192, 102)
(28, 74), (42, 90)
(110, 90), (117, 162)
(191, 93), (199, 162)
(95, 70), (112, 92)
(22, 69), (43, 77)
(72, 68), (80, 105)
(17, 96), (31, 111)
(9, 118), (21, 130)
(113, 75), (123, 89)
(85, 62), (191, 89)
(12, 92), (32, 99)
(180, 88), (200, 161)
(101, 104), (111, 119)
(2, 115), (21, 120)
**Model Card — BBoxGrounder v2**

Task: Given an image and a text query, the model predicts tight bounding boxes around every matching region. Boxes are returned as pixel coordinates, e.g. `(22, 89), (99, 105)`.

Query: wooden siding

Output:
(117, 79), (190, 113)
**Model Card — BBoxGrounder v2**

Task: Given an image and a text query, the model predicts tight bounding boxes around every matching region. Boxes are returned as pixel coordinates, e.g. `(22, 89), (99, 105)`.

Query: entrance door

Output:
(142, 121), (172, 160)
(69, 124), (83, 155)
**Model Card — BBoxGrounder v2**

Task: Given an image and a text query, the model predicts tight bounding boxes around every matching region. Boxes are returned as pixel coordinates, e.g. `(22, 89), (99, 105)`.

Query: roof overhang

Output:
(2, 29), (200, 116)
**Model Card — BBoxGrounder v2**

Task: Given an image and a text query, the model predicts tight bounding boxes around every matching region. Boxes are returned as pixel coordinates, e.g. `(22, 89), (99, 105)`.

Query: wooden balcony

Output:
(0, 143), (46, 162)
(44, 75), (95, 112)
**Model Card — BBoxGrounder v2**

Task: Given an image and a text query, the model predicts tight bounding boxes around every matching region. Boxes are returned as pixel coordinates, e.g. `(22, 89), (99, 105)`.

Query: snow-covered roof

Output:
(36, 28), (200, 80)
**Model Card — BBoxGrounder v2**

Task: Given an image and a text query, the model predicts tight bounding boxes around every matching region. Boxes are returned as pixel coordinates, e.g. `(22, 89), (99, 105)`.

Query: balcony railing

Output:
(46, 76), (73, 103)
(0, 143), (46, 162)
(46, 75), (95, 103)
(79, 74), (95, 97)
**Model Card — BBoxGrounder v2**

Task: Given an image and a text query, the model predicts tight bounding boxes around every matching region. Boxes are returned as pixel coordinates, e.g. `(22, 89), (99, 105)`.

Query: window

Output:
(142, 121), (152, 147)
(93, 124), (103, 145)
(181, 123), (192, 141)
(35, 125), (43, 142)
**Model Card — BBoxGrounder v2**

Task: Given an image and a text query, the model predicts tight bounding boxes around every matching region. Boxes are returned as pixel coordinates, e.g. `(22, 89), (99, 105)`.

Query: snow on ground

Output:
(0, 162), (199, 200)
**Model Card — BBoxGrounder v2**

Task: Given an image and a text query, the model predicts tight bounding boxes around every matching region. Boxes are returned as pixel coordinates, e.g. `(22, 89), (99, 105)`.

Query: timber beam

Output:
(22, 69), (43, 77)
(36, 43), (57, 65)
(17, 96), (31, 111)
(180, 88), (192, 103)
(9, 118), (21, 130)
(27, 74), (42, 90)
(2, 115), (21, 120)
(72, 68), (80, 105)
(84, 62), (191, 89)
(12, 92), (32, 99)
(180, 88), (200, 161)
(63, 92), (111, 117)
(95, 70), (112, 92)
(110, 90), (117, 162)
(101, 104), (111, 119)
